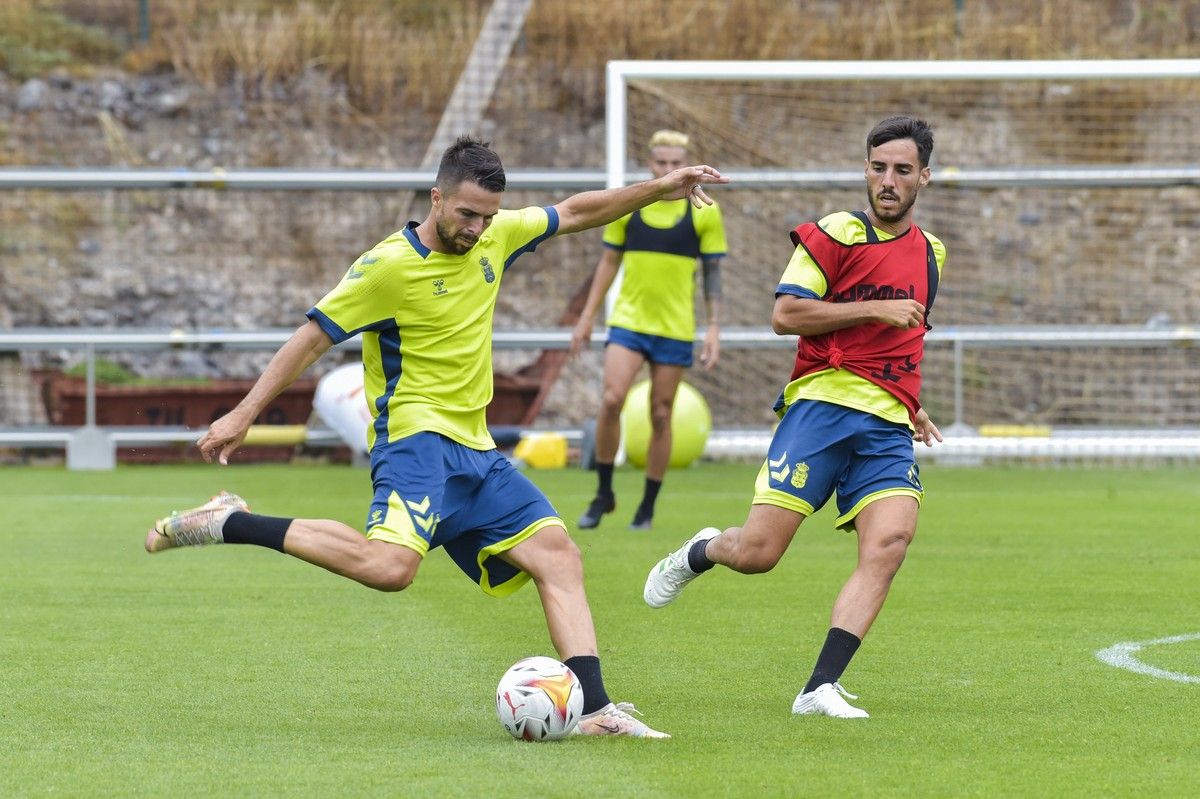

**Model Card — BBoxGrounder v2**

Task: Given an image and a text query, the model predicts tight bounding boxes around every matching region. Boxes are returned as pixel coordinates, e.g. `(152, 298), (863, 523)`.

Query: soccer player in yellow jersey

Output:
(144, 136), (727, 739)
(570, 130), (727, 531)
(644, 117), (944, 719)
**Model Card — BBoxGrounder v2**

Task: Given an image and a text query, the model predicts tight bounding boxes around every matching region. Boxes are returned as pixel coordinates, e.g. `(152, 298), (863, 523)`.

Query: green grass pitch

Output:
(2, 462), (1198, 797)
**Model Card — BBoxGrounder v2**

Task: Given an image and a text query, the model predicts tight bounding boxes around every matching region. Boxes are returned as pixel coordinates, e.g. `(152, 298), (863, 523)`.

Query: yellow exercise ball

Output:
(621, 379), (711, 469)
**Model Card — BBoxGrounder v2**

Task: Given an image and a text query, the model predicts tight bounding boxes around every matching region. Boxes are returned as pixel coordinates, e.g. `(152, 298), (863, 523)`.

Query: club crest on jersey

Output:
(791, 462), (809, 489)
(479, 256), (495, 283)
(432, 278), (448, 296)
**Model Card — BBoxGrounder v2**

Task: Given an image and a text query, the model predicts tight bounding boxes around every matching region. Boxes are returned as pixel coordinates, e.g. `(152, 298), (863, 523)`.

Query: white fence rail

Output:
(4, 325), (1200, 468)
(6, 323), (1200, 427)
(3, 166), (1199, 191)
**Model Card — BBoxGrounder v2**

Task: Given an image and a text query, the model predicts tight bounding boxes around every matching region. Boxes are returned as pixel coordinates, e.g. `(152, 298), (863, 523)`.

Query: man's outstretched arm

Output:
(552, 165), (727, 236)
(197, 319), (333, 464)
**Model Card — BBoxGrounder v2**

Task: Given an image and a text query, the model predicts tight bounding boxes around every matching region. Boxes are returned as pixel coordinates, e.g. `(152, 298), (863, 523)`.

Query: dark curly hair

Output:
(867, 116), (934, 167)
(436, 135), (506, 193)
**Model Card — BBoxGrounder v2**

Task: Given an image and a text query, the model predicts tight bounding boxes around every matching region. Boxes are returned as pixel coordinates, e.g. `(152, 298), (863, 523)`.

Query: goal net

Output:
(609, 60), (1200, 461)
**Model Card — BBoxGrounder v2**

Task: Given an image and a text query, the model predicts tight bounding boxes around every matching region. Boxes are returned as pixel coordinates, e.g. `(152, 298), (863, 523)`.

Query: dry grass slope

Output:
(9, 0), (1200, 113)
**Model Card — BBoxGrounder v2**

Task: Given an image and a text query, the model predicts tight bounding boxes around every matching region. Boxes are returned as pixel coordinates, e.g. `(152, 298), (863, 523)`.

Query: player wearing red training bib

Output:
(645, 116), (945, 720)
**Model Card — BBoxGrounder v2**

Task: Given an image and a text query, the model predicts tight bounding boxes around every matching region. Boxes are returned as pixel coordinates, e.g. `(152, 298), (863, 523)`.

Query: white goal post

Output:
(603, 59), (1200, 463)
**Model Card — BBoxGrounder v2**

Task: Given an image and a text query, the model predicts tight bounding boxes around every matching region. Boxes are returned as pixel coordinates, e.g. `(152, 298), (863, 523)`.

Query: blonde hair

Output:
(648, 129), (689, 151)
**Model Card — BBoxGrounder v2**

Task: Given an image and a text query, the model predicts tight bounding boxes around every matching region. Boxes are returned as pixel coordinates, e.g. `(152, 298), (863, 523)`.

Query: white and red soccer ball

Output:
(495, 656), (584, 741)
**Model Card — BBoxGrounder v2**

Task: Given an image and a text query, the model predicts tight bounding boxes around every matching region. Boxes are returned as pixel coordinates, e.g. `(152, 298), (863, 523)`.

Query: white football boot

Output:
(145, 491), (249, 553)
(575, 702), (670, 739)
(643, 527), (721, 608)
(791, 682), (870, 718)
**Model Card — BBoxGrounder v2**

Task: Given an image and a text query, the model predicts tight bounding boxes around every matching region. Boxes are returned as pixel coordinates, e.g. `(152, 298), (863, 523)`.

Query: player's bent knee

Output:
(862, 532), (911, 574)
(649, 405), (672, 430)
(735, 553), (782, 574)
(363, 564), (416, 592)
(520, 528), (583, 583)
(727, 542), (785, 574)
(360, 544), (420, 592)
(600, 389), (626, 416)
(544, 531), (583, 571)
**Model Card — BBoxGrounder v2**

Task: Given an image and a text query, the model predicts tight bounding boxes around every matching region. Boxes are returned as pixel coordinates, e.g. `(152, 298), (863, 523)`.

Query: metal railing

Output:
(3, 166), (1198, 191)
(4, 324), (1199, 432)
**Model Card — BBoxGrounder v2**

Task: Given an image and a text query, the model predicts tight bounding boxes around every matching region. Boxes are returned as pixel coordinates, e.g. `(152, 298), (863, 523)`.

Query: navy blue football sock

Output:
(564, 655), (611, 715)
(637, 477), (662, 517)
(687, 537), (715, 573)
(803, 627), (862, 695)
(595, 462), (614, 497)
(222, 511), (291, 552)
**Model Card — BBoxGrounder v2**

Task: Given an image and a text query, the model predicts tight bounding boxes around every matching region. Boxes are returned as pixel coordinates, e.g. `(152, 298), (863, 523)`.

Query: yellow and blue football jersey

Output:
(603, 198), (727, 342)
(307, 206), (558, 451)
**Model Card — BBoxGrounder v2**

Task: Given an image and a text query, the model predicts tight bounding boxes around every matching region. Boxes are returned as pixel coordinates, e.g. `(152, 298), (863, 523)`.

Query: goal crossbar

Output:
(604, 58), (1200, 188)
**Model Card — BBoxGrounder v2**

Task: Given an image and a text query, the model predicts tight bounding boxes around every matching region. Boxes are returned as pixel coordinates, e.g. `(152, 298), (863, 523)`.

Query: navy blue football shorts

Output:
(366, 432), (562, 596)
(751, 399), (922, 531)
(607, 325), (694, 367)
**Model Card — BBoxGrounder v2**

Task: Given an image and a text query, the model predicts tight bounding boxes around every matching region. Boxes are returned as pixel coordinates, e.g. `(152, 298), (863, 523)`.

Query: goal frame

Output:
(603, 58), (1200, 461)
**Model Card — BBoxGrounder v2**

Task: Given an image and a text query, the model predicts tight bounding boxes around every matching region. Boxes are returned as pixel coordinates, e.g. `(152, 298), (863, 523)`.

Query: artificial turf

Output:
(2, 462), (1197, 797)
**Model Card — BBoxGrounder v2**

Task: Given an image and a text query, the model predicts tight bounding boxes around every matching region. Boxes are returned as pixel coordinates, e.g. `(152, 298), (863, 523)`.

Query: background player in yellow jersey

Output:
(144, 135), (727, 738)
(570, 130), (727, 531)
(643, 117), (944, 719)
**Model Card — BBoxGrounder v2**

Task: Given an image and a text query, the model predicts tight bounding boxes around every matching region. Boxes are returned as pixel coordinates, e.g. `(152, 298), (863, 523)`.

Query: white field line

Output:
(1095, 633), (1200, 684)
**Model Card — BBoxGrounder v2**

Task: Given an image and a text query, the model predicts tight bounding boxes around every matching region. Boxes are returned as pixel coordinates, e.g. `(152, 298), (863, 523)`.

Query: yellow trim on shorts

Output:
(751, 492), (815, 516)
(364, 490), (431, 557)
(477, 516), (564, 598)
(834, 488), (923, 532)
(750, 460), (815, 516)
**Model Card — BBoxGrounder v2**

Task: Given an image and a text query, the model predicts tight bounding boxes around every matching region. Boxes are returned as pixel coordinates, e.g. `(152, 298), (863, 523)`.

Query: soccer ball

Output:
(495, 656), (584, 741)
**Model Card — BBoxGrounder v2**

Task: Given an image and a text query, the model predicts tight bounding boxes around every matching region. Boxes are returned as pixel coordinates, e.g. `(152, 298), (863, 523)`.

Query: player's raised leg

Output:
(146, 498), (422, 592)
(644, 503), (805, 607)
(501, 525), (669, 738)
(282, 521), (423, 591)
